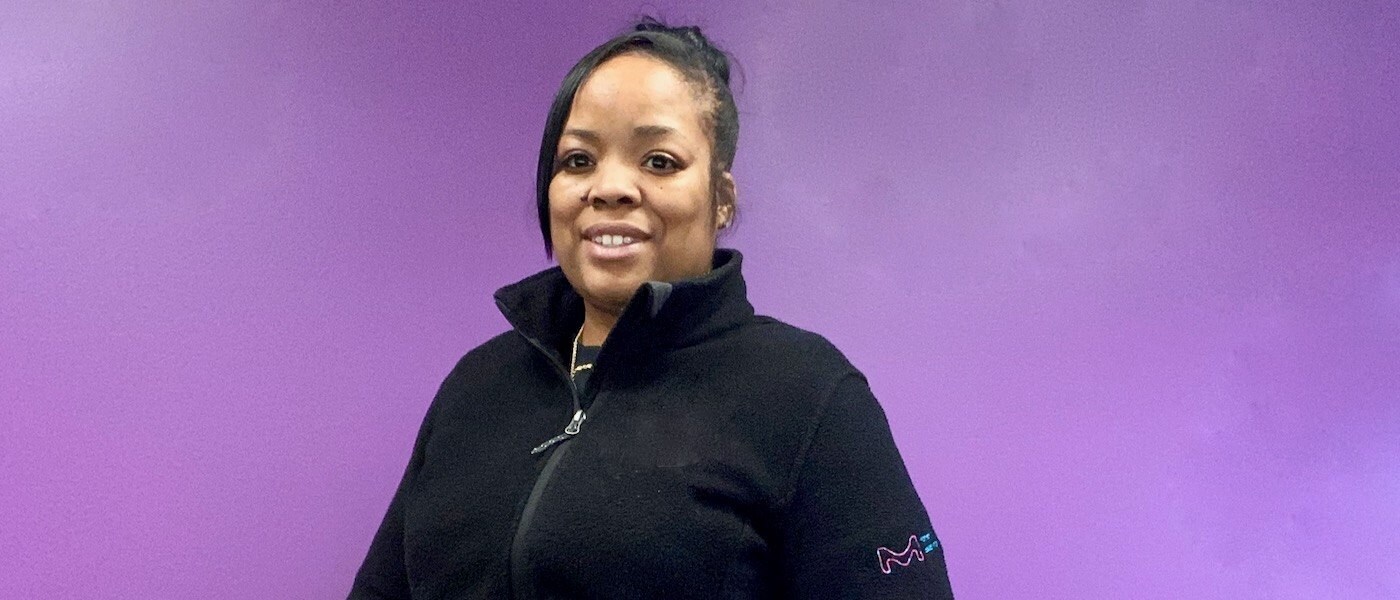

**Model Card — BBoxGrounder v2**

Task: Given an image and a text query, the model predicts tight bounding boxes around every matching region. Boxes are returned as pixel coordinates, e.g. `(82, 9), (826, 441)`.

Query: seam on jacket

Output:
(646, 280), (674, 316)
(775, 369), (863, 509)
(715, 498), (753, 596)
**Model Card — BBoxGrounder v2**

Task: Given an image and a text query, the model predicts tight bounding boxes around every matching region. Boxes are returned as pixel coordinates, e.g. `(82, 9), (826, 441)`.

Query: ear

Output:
(714, 171), (737, 230)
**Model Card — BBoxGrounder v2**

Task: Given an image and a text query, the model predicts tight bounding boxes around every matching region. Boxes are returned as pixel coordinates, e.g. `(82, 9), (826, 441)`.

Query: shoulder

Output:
(742, 315), (880, 411)
(735, 315), (859, 375)
(691, 315), (864, 413)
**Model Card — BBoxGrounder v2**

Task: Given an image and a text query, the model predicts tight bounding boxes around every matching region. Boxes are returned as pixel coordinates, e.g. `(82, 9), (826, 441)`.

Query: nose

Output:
(586, 159), (639, 207)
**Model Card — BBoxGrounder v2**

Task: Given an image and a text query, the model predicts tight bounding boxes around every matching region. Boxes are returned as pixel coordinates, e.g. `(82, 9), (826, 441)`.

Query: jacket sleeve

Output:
(773, 372), (954, 599)
(347, 381), (444, 599)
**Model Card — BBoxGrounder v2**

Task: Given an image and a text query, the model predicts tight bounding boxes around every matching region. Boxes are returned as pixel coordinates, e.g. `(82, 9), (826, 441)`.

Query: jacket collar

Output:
(493, 248), (755, 366)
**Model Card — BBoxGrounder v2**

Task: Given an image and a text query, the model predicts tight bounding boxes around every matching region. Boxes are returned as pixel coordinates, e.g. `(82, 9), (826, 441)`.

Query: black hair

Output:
(535, 17), (740, 257)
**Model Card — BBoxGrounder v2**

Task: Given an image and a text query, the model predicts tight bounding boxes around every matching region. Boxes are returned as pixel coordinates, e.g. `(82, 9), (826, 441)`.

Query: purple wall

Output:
(3, 1), (1396, 598)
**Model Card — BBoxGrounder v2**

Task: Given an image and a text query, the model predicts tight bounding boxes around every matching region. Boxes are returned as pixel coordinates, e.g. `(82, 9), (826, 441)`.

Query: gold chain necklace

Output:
(570, 326), (593, 375)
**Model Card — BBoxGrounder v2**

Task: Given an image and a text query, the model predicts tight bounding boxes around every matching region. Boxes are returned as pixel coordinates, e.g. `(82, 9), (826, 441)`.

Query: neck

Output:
(579, 303), (618, 346)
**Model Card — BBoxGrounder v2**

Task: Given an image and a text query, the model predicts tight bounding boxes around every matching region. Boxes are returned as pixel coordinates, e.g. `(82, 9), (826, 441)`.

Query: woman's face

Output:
(549, 53), (732, 315)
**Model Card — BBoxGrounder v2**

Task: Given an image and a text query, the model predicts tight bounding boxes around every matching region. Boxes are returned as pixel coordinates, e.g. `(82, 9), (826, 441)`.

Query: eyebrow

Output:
(561, 125), (680, 142)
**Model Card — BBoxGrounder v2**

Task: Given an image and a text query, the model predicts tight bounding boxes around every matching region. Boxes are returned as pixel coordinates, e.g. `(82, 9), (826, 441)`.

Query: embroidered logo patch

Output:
(877, 531), (940, 574)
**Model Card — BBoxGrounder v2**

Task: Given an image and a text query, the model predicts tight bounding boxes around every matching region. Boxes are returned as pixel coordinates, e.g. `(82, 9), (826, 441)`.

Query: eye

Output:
(643, 154), (680, 173)
(557, 152), (593, 172)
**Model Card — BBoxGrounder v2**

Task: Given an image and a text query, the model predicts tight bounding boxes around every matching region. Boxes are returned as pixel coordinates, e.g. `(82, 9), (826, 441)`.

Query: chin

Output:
(579, 267), (650, 311)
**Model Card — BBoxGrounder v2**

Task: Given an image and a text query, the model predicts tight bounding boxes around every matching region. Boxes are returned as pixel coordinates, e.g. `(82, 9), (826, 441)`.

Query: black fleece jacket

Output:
(349, 249), (954, 599)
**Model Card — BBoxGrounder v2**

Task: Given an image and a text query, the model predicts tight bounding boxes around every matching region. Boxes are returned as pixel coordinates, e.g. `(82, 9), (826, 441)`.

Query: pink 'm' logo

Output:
(876, 535), (926, 574)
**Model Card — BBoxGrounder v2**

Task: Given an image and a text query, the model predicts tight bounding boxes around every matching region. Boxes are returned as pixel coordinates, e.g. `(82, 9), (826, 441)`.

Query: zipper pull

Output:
(564, 409), (586, 435)
(530, 409), (587, 455)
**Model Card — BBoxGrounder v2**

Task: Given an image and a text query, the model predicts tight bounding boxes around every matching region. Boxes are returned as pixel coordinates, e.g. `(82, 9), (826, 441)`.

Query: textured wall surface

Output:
(3, 1), (1397, 598)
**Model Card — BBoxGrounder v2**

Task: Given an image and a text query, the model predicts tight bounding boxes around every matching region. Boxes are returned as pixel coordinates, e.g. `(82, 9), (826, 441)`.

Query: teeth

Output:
(591, 234), (637, 247)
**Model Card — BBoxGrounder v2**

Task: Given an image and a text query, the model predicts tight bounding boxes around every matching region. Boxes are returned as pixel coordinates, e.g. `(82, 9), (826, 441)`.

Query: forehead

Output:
(566, 54), (707, 138)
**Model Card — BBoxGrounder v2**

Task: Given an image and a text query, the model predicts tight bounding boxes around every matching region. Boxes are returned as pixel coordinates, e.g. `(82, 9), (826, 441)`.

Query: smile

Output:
(591, 235), (638, 247)
(583, 234), (646, 261)
(581, 222), (651, 260)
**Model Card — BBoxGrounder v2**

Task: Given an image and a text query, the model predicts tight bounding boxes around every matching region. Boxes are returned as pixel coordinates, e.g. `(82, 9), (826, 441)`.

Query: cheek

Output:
(548, 180), (580, 229)
(656, 181), (717, 245)
(548, 186), (583, 263)
(547, 178), (568, 213)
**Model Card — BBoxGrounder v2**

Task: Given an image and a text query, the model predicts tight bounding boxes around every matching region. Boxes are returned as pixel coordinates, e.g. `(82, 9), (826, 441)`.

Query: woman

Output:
(350, 19), (954, 599)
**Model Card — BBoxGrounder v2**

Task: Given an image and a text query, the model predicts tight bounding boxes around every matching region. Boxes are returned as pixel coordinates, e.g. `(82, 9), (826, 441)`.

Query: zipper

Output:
(509, 397), (607, 599)
(505, 323), (594, 599)
(510, 433), (573, 600)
